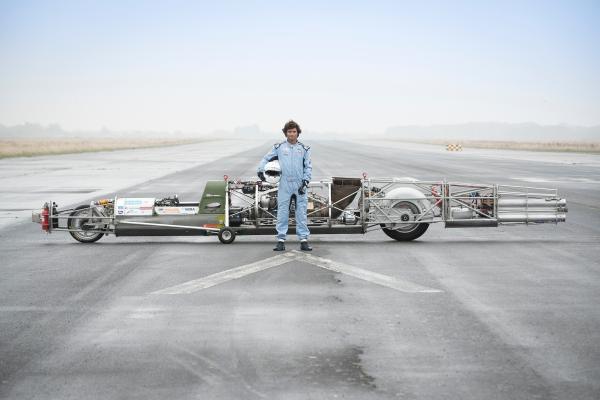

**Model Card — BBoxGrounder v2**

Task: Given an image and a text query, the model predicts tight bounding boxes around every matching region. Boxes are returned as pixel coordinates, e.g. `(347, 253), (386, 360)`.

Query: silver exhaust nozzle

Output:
(497, 213), (566, 223)
(498, 198), (567, 210)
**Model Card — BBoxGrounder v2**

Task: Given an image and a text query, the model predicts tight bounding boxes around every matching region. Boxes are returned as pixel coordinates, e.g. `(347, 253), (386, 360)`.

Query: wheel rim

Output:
(385, 201), (420, 233)
(221, 230), (232, 241)
(71, 211), (103, 240)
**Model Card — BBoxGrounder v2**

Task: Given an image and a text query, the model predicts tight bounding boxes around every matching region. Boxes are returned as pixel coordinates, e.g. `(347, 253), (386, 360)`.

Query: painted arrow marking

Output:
(151, 250), (442, 295)
(152, 253), (296, 295)
(290, 251), (442, 293)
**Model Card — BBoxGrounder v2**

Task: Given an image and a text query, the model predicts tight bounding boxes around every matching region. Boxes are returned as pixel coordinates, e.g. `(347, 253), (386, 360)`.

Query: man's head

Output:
(282, 120), (301, 143)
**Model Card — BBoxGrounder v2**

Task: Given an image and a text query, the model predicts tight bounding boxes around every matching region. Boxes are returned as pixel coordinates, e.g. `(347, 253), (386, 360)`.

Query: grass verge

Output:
(0, 138), (213, 159)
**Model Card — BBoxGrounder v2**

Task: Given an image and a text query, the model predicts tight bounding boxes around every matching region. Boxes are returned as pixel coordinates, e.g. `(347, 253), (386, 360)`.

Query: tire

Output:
(380, 200), (429, 241)
(381, 223), (429, 241)
(68, 205), (105, 243)
(218, 227), (236, 244)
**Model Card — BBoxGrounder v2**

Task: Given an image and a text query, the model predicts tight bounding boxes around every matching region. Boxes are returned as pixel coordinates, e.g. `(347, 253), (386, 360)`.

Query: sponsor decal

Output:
(155, 207), (180, 215)
(155, 206), (199, 215)
(115, 198), (155, 217)
(124, 209), (153, 216)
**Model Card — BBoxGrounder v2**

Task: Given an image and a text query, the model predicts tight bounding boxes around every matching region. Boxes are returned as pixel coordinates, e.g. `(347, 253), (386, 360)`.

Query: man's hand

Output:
(258, 171), (266, 182)
(298, 180), (309, 195)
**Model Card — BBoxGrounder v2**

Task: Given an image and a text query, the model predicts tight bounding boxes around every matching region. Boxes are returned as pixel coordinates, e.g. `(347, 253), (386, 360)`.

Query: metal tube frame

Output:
(40, 178), (567, 238)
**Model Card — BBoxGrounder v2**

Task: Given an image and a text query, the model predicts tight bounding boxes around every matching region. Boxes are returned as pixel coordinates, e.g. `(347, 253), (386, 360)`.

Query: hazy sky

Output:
(1, 0), (599, 133)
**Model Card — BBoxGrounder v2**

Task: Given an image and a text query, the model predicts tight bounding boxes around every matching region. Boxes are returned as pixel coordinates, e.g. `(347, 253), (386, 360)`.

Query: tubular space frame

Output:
(363, 178), (564, 226)
(47, 179), (565, 235)
(228, 178), (564, 229)
(228, 180), (364, 228)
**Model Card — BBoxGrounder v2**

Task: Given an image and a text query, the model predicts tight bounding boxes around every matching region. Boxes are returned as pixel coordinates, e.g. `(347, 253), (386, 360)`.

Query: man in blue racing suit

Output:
(257, 120), (312, 251)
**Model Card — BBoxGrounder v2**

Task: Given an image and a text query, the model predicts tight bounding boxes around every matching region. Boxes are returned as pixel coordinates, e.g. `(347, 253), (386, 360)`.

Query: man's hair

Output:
(282, 120), (302, 135)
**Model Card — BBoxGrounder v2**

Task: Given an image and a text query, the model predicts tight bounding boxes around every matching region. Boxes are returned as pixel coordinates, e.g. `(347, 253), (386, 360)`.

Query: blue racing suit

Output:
(258, 140), (312, 241)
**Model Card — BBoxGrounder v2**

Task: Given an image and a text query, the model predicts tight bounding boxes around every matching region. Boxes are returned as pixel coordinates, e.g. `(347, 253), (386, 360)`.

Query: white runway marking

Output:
(290, 251), (443, 293)
(152, 250), (442, 295)
(151, 253), (295, 294)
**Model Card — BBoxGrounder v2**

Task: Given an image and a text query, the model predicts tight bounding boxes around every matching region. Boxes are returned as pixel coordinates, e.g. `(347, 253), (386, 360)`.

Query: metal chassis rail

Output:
(36, 178), (566, 238)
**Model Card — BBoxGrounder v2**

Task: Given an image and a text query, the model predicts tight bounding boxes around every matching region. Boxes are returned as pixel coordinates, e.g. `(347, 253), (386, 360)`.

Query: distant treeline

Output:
(0, 123), (197, 139)
(0, 122), (275, 140)
(1, 122), (599, 142)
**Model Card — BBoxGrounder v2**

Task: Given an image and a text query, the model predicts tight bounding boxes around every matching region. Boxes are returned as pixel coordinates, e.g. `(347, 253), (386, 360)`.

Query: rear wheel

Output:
(380, 200), (429, 241)
(68, 205), (105, 243)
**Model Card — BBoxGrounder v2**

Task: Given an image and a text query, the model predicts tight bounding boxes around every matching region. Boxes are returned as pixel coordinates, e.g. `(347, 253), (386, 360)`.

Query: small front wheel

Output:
(218, 227), (236, 244)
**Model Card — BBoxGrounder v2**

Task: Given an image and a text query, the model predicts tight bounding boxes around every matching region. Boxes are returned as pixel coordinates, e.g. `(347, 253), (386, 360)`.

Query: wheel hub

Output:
(385, 201), (420, 233)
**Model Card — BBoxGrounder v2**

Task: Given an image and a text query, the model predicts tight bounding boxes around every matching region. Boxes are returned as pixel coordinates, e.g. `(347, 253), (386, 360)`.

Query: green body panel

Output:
(114, 213), (223, 236)
(199, 180), (227, 215)
(113, 181), (227, 236)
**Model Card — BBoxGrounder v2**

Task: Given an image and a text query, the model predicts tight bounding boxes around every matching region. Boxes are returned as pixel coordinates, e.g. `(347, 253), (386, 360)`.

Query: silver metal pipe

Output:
(498, 198), (567, 209)
(497, 213), (566, 223)
(118, 220), (221, 232)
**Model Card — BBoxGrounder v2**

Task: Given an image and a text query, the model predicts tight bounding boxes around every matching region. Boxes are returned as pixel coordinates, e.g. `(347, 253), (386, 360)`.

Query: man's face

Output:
(285, 128), (298, 143)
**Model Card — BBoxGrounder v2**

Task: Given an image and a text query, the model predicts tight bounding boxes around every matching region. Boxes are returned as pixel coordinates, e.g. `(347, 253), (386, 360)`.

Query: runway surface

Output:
(1, 140), (599, 399)
(0, 139), (258, 230)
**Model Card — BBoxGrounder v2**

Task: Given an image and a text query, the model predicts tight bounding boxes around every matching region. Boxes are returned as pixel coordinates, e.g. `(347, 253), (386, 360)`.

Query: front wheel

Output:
(68, 205), (105, 243)
(218, 227), (236, 244)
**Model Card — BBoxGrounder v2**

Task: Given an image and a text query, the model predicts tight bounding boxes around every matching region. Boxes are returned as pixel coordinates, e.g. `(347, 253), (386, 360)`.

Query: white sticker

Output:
(115, 198), (155, 216)
(155, 207), (199, 215)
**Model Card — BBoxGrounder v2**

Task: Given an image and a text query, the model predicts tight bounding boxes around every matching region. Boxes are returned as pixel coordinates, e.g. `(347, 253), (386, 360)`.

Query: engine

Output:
(227, 179), (355, 226)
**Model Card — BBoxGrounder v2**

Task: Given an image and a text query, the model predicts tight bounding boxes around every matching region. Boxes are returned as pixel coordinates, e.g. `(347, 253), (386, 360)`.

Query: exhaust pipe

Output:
(498, 198), (567, 212)
(497, 213), (566, 223)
